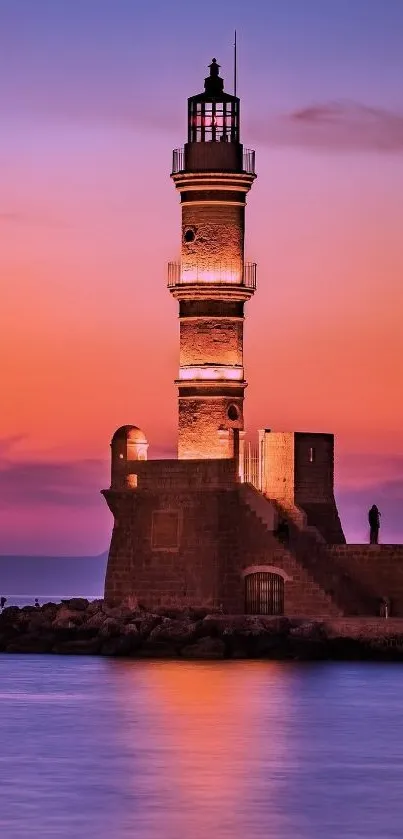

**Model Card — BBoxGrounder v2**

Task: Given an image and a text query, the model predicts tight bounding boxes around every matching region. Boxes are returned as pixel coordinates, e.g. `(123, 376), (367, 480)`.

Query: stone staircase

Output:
(239, 484), (377, 616)
(272, 499), (378, 616)
(237, 484), (342, 617)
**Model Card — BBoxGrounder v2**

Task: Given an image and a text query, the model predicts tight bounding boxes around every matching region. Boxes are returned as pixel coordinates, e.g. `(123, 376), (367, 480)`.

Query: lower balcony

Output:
(167, 261), (257, 290)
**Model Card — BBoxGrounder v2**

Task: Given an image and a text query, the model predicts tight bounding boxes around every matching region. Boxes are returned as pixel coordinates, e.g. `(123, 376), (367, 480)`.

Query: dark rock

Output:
(187, 607), (211, 621)
(52, 607), (86, 628)
(101, 634), (140, 656)
(134, 614), (164, 638)
(181, 636), (225, 659)
(289, 621), (326, 640)
(99, 617), (122, 637)
(6, 634), (54, 653)
(87, 599), (104, 615)
(67, 598), (89, 611)
(102, 605), (133, 621)
(0, 607), (21, 627)
(39, 603), (59, 620)
(122, 623), (139, 637)
(53, 638), (101, 655)
(138, 640), (177, 658)
(86, 612), (108, 630)
(155, 607), (186, 619)
(149, 619), (197, 646)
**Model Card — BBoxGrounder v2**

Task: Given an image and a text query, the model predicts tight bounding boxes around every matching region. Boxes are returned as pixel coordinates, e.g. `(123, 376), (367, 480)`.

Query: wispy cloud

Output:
(0, 458), (109, 508)
(251, 101), (403, 153)
(0, 435), (27, 455)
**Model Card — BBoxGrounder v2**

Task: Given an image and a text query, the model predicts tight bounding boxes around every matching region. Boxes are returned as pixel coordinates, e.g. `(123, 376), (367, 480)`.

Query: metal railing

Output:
(172, 148), (185, 174)
(167, 261), (257, 290)
(242, 148), (255, 175)
(243, 443), (260, 488)
(171, 147), (255, 175)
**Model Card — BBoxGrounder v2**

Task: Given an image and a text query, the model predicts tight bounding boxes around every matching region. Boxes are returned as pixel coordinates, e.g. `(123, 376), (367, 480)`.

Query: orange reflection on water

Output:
(113, 660), (294, 839)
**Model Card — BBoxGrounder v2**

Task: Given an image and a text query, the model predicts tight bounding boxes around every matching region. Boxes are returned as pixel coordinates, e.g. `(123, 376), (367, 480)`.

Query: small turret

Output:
(111, 425), (148, 488)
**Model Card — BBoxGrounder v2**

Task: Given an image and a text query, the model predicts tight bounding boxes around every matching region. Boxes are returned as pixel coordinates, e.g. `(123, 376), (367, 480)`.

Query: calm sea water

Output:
(1, 658), (403, 839)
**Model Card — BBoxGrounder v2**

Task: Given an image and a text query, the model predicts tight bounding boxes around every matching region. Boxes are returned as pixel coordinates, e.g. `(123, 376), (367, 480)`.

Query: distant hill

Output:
(0, 552), (108, 598)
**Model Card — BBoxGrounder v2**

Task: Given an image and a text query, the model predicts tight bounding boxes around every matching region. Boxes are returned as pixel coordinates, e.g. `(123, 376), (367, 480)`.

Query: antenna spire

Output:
(234, 30), (237, 97)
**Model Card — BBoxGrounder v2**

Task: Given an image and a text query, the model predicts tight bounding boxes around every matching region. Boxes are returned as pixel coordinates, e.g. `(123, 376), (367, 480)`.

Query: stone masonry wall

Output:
(329, 546), (403, 616)
(104, 489), (230, 608)
(181, 203), (244, 274)
(178, 398), (242, 460)
(103, 484), (343, 617)
(179, 318), (243, 366)
(294, 432), (334, 504)
(260, 431), (345, 543)
(111, 456), (237, 491)
(261, 432), (295, 507)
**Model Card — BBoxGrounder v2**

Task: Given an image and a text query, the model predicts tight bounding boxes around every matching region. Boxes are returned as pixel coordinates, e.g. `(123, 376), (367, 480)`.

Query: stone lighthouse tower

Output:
(103, 55), (351, 616)
(169, 58), (256, 461)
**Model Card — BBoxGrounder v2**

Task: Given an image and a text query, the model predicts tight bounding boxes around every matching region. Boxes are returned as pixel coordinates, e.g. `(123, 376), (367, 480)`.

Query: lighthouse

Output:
(168, 58), (256, 461)
(103, 56), (347, 616)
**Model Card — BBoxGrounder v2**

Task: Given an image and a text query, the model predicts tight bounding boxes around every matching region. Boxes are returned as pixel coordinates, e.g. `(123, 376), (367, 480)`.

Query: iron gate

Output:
(245, 572), (284, 615)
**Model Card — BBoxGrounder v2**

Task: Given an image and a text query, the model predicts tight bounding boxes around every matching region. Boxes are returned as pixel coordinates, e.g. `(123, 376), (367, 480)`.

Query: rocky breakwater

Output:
(1, 601), (403, 660)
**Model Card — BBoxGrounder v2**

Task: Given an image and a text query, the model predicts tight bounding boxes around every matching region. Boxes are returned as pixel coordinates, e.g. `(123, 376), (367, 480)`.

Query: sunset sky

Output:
(1, 0), (402, 554)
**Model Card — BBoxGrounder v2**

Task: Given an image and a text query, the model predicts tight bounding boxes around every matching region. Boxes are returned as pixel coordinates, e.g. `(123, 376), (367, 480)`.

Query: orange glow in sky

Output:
(1, 1), (402, 552)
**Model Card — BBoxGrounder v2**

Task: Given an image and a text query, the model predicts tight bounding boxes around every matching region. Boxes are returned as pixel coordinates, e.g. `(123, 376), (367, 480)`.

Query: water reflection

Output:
(2, 657), (403, 839)
(113, 661), (296, 838)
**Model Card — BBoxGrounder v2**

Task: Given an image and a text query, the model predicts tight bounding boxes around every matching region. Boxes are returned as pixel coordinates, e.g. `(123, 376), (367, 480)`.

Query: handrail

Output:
(172, 147), (255, 175)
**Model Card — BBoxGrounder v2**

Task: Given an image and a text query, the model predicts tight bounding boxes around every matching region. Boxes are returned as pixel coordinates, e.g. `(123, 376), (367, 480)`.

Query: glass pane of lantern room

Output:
(204, 103), (213, 141)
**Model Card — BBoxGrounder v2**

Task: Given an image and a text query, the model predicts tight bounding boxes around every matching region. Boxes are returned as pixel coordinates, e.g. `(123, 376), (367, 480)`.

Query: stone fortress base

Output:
(103, 426), (403, 618)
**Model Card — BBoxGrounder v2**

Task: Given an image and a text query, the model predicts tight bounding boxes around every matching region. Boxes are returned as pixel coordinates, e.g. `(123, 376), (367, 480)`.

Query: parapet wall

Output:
(111, 456), (238, 491)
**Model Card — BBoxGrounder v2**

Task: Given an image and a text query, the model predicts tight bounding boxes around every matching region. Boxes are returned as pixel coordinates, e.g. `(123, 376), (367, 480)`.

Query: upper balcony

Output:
(172, 146), (255, 176)
(167, 261), (257, 291)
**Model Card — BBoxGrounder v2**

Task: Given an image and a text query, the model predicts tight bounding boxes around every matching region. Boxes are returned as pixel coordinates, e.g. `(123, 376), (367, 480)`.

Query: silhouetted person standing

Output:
(368, 504), (381, 544)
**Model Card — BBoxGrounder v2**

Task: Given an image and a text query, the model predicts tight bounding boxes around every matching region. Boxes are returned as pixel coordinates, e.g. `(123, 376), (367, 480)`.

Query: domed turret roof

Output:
(111, 425), (147, 444)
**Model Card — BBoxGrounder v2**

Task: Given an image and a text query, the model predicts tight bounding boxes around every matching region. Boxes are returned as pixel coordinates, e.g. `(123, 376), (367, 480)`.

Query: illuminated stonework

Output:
(169, 59), (256, 459)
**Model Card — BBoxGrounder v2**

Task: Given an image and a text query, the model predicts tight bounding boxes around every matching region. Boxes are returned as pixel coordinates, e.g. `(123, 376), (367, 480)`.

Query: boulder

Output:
(0, 606), (22, 629)
(101, 634), (140, 656)
(86, 599), (104, 615)
(53, 606), (86, 628)
(289, 621), (325, 640)
(102, 605), (133, 621)
(67, 598), (89, 611)
(134, 614), (164, 638)
(149, 619), (197, 646)
(99, 617), (123, 637)
(181, 636), (225, 659)
(6, 634), (54, 654)
(122, 623), (139, 637)
(86, 612), (108, 630)
(52, 637), (101, 655)
(138, 640), (177, 658)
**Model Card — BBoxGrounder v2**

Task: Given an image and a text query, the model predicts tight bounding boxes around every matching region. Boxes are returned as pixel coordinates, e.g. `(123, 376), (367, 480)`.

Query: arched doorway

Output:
(245, 572), (284, 615)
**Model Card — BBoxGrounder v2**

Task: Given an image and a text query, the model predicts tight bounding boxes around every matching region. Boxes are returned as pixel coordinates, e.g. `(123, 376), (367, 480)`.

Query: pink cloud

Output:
(251, 101), (403, 153)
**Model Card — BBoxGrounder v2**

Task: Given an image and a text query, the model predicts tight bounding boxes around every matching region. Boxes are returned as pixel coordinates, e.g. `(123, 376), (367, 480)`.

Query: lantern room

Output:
(188, 58), (240, 144)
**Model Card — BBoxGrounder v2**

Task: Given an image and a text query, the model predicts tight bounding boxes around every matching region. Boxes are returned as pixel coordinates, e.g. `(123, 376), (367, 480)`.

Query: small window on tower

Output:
(227, 404), (239, 422)
(309, 447), (315, 463)
(184, 228), (196, 243)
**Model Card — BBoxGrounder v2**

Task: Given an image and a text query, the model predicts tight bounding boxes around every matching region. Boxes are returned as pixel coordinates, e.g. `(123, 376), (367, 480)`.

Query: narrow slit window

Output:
(309, 447), (315, 463)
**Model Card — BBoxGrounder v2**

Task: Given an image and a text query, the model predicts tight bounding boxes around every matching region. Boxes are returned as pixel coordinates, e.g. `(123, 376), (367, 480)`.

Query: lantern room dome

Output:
(111, 425), (147, 444)
(187, 58), (240, 145)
